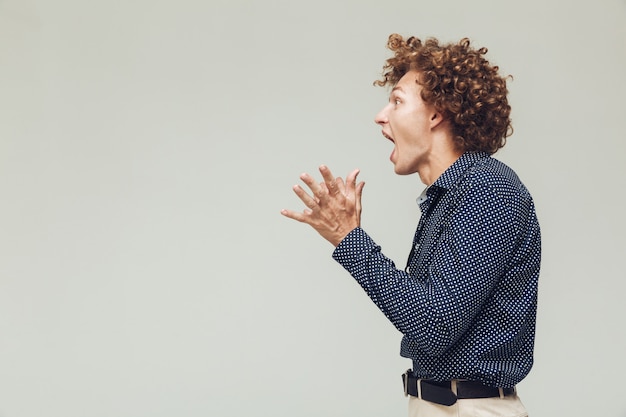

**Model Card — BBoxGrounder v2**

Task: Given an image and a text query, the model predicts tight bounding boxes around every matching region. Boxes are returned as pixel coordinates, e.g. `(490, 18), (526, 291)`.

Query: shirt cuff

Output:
(332, 227), (379, 271)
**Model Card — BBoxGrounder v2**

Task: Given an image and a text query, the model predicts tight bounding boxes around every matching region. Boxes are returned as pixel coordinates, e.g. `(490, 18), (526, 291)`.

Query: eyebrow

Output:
(389, 86), (405, 101)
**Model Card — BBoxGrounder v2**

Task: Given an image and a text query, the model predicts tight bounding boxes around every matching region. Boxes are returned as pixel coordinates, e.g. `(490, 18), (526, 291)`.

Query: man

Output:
(281, 34), (541, 417)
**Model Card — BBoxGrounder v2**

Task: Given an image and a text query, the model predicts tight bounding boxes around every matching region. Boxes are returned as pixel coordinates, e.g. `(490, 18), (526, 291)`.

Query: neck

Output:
(417, 146), (463, 186)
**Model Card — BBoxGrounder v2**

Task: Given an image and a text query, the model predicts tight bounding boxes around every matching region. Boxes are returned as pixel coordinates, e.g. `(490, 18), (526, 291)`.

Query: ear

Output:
(429, 111), (445, 129)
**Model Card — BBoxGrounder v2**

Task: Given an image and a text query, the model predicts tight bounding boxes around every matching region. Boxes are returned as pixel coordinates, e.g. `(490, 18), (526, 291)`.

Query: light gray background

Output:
(1, 1), (625, 416)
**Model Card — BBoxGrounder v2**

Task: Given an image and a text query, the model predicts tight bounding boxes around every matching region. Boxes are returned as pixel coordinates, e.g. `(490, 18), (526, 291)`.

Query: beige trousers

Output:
(408, 393), (528, 417)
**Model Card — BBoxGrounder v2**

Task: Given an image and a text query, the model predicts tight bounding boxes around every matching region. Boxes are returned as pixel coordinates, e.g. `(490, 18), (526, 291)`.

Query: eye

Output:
(394, 98), (401, 105)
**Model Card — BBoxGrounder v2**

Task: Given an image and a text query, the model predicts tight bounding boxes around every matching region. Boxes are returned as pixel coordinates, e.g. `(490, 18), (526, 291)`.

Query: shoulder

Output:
(452, 157), (534, 213)
(468, 157), (529, 197)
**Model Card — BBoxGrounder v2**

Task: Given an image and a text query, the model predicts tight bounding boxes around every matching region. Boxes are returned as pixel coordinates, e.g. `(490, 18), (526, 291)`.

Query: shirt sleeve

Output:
(332, 183), (527, 357)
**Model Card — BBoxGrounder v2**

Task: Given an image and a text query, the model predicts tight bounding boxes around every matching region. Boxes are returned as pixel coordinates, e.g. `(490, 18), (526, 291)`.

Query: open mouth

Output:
(382, 131), (396, 162)
(382, 131), (394, 143)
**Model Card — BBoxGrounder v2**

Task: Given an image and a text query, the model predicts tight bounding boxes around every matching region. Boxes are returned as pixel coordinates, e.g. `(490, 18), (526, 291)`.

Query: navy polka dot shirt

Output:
(333, 152), (541, 388)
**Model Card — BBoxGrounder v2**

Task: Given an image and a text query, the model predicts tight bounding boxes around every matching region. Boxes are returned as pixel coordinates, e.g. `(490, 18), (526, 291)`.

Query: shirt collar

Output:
(415, 152), (491, 207)
(432, 151), (491, 190)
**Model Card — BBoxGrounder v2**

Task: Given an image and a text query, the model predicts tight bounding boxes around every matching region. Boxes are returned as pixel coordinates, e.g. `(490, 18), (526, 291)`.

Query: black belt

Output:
(402, 370), (515, 406)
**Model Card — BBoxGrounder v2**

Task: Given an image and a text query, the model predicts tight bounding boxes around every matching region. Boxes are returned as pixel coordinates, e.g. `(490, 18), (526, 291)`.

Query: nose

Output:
(374, 105), (388, 126)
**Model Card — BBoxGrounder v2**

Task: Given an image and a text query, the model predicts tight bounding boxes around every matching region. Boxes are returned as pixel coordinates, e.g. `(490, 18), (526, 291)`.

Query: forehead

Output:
(392, 70), (422, 94)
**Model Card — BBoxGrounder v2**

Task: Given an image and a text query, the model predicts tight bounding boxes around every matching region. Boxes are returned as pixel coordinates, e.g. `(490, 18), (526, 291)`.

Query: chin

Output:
(393, 163), (419, 176)
(393, 166), (411, 176)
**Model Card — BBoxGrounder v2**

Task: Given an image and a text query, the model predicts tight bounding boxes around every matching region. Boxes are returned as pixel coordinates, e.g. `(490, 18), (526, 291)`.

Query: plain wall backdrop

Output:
(1, 0), (625, 416)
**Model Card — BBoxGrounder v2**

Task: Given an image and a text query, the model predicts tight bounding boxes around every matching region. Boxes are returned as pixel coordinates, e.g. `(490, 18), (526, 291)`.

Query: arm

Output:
(333, 183), (522, 357)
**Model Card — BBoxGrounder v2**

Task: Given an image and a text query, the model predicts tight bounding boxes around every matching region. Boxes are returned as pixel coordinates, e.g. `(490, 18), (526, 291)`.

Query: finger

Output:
(317, 182), (329, 202)
(345, 168), (360, 197)
(280, 208), (307, 223)
(300, 172), (324, 199)
(319, 165), (340, 195)
(355, 181), (365, 222)
(292, 184), (318, 209)
(335, 176), (346, 195)
(356, 181), (365, 203)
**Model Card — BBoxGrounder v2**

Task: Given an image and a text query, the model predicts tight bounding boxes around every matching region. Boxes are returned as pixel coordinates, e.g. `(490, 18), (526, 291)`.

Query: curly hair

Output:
(375, 34), (513, 154)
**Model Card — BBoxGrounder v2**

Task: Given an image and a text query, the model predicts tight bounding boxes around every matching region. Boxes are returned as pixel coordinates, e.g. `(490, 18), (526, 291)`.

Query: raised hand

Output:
(281, 165), (365, 247)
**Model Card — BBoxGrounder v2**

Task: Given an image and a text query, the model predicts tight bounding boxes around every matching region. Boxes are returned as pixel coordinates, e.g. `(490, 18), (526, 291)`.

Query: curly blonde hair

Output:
(375, 34), (512, 154)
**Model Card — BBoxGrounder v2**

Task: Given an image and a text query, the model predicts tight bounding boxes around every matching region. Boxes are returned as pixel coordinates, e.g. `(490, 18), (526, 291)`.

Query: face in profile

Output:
(374, 70), (439, 176)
